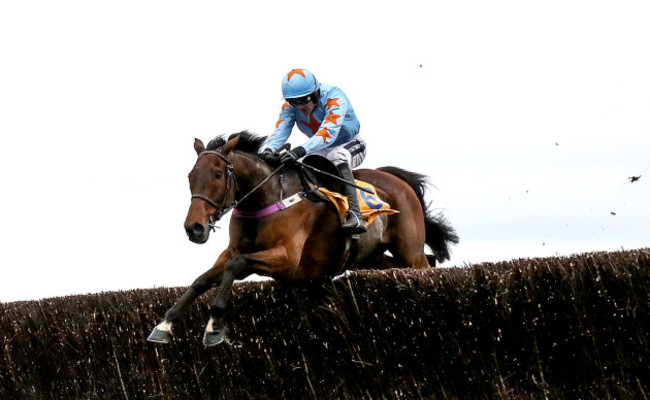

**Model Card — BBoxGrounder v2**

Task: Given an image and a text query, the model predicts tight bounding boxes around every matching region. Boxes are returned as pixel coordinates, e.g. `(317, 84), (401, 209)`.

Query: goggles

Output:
(287, 93), (314, 107)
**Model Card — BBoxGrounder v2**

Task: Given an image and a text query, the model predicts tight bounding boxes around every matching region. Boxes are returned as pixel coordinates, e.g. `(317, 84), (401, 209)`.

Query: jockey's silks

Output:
(262, 83), (361, 155)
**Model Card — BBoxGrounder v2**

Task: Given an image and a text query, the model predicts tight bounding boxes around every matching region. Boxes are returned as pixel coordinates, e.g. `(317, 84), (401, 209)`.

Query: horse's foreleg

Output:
(147, 251), (229, 344)
(202, 255), (248, 347)
(202, 247), (293, 347)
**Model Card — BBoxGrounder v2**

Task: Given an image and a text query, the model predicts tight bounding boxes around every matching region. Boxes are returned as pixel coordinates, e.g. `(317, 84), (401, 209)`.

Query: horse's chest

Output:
(232, 235), (265, 253)
(230, 223), (261, 251)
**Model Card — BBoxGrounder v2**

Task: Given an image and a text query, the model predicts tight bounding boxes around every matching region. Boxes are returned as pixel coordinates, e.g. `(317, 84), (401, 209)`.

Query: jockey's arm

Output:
(300, 94), (349, 154)
(260, 102), (295, 153)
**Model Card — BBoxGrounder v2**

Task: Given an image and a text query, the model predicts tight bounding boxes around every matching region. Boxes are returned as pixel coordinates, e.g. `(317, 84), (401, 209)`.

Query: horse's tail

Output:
(377, 166), (459, 264)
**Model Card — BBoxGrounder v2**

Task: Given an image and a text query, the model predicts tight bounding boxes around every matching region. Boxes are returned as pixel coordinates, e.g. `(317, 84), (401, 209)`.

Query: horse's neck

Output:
(232, 153), (302, 211)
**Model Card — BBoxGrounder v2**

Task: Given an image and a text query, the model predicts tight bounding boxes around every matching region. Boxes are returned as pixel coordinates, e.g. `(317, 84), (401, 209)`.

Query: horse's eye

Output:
(215, 172), (223, 179)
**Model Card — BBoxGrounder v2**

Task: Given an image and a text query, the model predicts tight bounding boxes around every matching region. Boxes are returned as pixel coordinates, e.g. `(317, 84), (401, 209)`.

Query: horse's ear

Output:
(194, 138), (205, 156)
(220, 134), (240, 155)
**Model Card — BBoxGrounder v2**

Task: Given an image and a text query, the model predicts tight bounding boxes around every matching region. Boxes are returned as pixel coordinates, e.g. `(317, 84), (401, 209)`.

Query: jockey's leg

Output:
(337, 163), (368, 234)
(313, 136), (368, 234)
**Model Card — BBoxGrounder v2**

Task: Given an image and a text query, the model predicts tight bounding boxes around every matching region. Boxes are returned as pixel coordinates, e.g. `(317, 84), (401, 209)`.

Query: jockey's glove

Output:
(259, 148), (281, 164)
(279, 146), (306, 164)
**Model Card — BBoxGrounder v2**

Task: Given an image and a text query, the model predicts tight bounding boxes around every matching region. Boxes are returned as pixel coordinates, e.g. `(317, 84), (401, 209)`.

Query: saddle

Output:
(298, 155), (399, 227)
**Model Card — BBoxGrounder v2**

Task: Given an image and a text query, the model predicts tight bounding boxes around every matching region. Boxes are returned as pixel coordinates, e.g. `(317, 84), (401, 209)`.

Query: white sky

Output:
(1, 1), (649, 302)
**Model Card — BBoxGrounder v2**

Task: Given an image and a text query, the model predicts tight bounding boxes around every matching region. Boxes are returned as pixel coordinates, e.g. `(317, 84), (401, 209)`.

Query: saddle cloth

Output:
(317, 180), (399, 226)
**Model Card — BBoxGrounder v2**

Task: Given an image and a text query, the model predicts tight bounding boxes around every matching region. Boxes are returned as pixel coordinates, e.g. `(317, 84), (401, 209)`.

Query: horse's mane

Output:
(205, 130), (267, 156)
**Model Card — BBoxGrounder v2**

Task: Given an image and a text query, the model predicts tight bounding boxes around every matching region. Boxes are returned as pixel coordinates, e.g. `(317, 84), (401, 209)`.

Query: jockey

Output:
(259, 68), (368, 234)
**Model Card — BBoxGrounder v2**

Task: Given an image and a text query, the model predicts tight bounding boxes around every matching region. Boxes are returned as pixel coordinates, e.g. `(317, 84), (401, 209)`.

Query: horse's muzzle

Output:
(185, 222), (208, 244)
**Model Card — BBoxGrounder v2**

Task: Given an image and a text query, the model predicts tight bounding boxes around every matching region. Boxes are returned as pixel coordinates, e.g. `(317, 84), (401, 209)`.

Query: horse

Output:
(148, 131), (458, 346)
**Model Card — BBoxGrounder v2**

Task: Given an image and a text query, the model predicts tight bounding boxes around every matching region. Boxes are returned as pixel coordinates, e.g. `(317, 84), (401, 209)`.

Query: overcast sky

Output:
(1, 1), (648, 302)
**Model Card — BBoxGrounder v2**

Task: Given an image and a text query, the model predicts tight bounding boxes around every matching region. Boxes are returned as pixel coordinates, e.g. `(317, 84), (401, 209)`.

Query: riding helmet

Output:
(281, 69), (320, 99)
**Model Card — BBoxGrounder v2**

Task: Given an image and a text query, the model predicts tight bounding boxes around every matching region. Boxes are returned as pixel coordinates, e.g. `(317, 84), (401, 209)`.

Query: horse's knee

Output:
(190, 278), (211, 292)
(225, 255), (248, 275)
(191, 271), (223, 292)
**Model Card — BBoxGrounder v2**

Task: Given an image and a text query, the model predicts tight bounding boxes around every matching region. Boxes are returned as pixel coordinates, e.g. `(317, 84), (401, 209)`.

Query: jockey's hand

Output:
(279, 146), (306, 164)
(259, 148), (281, 164)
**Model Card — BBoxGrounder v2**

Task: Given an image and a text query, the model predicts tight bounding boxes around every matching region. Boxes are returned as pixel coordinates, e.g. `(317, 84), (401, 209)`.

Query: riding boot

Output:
(337, 163), (368, 234)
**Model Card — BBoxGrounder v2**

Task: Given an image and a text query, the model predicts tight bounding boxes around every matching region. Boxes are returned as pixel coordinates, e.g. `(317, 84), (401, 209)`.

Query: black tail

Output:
(378, 166), (459, 264)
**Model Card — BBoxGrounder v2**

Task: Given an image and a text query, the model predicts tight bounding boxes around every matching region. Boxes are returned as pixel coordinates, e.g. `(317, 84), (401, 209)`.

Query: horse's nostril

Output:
(186, 223), (204, 239)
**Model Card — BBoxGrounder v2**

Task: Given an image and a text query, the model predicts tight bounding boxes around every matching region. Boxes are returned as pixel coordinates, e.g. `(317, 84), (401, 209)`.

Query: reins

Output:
(236, 164), (285, 206)
(191, 150), (285, 227)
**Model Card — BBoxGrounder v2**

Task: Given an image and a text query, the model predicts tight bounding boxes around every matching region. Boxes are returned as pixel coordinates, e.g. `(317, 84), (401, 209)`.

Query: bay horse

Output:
(148, 131), (458, 346)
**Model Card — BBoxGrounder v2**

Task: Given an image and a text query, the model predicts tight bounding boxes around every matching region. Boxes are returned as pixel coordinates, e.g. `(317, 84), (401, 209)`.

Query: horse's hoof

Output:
(203, 329), (226, 347)
(147, 327), (173, 344)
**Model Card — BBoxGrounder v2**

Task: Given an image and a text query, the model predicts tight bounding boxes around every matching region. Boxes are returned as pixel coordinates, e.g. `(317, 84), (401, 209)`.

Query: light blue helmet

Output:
(281, 69), (320, 99)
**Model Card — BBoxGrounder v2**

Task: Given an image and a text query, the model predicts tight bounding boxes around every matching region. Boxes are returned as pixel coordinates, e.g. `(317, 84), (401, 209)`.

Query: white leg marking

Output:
(156, 320), (173, 333)
(205, 317), (215, 333)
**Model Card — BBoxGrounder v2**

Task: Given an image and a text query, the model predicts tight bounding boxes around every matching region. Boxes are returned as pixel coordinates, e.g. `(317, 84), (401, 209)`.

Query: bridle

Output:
(191, 150), (237, 226)
(191, 150), (285, 229)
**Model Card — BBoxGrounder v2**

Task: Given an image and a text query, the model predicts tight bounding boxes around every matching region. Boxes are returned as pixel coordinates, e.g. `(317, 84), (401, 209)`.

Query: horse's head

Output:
(184, 135), (240, 243)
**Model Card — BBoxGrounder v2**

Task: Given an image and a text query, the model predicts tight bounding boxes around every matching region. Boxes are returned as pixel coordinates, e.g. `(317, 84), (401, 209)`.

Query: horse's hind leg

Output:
(390, 242), (430, 269)
(388, 220), (431, 269)
(147, 252), (228, 344)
